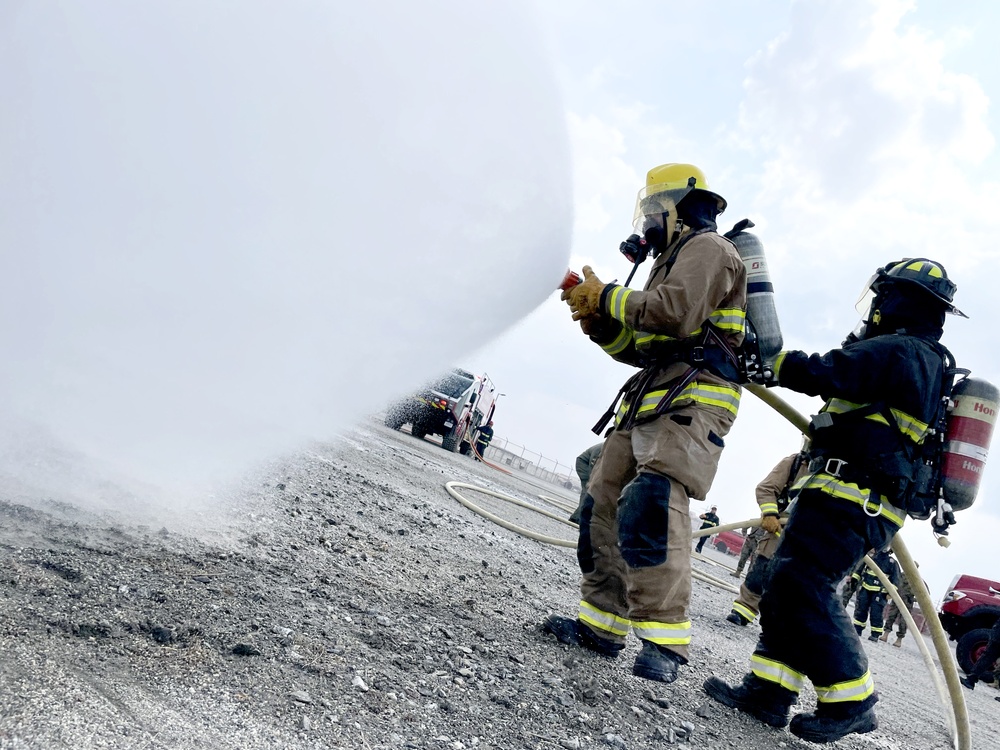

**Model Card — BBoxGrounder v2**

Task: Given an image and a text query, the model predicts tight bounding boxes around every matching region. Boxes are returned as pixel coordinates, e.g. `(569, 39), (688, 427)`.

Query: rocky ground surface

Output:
(1, 418), (998, 750)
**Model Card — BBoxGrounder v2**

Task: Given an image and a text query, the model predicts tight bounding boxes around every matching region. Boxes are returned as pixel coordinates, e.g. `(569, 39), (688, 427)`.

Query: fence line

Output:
(482, 437), (579, 492)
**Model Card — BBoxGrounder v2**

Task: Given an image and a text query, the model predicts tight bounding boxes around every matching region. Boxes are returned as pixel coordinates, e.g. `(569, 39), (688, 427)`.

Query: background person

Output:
(569, 443), (603, 525)
(694, 506), (720, 554)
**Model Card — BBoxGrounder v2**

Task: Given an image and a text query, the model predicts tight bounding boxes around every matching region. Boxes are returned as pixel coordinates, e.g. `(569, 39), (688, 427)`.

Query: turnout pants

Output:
(745, 489), (897, 714)
(854, 588), (887, 637)
(576, 404), (733, 662)
(883, 594), (914, 636)
(730, 531), (781, 623)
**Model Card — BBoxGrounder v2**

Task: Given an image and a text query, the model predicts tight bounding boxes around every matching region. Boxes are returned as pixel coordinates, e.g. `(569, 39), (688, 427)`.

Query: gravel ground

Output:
(1, 418), (997, 749)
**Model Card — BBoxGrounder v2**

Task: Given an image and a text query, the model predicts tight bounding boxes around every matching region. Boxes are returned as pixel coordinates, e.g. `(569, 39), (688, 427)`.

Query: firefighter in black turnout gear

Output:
(847, 549), (900, 641)
(704, 258), (965, 743)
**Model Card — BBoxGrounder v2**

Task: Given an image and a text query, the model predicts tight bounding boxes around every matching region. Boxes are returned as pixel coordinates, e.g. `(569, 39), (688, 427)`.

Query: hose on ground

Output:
(446, 480), (747, 596)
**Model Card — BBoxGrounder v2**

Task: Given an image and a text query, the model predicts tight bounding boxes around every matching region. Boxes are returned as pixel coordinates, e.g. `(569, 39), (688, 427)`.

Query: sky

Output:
(0, 0), (998, 603)
(464, 0), (1000, 601)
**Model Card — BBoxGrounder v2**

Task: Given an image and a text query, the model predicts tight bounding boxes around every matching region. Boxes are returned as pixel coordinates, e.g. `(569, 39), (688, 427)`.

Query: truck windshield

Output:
(431, 373), (473, 399)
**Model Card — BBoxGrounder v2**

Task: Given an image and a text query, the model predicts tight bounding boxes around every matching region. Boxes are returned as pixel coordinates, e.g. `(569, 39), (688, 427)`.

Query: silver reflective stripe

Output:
(607, 286), (632, 324)
(632, 619), (691, 645)
(578, 600), (630, 637)
(732, 602), (757, 622)
(601, 326), (634, 356)
(945, 440), (989, 462)
(791, 473), (905, 527)
(750, 654), (804, 693)
(814, 672), (875, 703)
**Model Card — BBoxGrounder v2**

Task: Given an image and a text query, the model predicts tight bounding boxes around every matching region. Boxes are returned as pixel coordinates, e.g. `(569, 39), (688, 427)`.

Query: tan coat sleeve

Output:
(618, 232), (743, 339)
(755, 454), (798, 517)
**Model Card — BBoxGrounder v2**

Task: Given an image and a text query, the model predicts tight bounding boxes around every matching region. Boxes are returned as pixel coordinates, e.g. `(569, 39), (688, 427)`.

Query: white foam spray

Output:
(0, 1), (571, 506)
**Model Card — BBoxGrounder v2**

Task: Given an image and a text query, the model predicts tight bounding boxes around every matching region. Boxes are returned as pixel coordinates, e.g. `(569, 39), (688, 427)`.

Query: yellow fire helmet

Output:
(632, 163), (727, 236)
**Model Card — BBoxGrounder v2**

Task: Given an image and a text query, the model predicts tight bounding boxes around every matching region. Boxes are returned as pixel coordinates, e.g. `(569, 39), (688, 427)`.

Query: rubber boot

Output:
(632, 640), (686, 684)
(703, 674), (795, 728)
(541, 615), (623, 658)
(789, 696), (879, 744)
(725, 610), (749, 626)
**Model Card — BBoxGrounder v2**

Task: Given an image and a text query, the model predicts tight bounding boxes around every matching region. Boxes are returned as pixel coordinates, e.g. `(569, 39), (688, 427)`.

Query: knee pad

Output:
(618, 472), (672, 568)
(576, 493), (596, 574)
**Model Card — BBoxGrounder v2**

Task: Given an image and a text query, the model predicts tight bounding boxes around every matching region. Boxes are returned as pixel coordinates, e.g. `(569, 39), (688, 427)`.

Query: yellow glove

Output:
(760, 515), (782, 535)
(559, 265), (605, 321)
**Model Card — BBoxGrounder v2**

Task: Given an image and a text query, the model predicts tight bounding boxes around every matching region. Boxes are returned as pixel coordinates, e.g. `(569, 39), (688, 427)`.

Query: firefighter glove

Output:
(579, 313), (606, 337)
(760, 515), (782, 535)
(561, 265), (605, 321)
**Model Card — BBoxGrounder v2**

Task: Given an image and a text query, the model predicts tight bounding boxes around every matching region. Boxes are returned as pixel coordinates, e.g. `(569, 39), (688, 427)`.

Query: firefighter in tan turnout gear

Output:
(544, 163), (747, 684)
(725, 452), (807, 626)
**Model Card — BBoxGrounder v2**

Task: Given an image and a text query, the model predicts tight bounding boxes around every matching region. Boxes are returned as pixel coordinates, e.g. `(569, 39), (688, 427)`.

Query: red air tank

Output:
(942, 377), (999, 511)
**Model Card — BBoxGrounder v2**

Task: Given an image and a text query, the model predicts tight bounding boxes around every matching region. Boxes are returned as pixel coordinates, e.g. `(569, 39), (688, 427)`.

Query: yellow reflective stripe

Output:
(871, 625), (884, 634)
(791, 473), (906, 527)
(632, 619), (691, 645)
(889, 407), (929, 442)
(759, 502), (779, 515)
(814, 671), (875, 704)
(607, 286), (632, 324)
(578, 600), (631, 637)
(861, 582), (881, 591)
(707, 307), (746, 333)
(751, 655), (805, 693)
(852, 618), (866, 627)
(773, 350), (788, 378)
(615, 382), (741, 425)
(634, 332), (676, 347)
(732, 602), (757, 622)
(680, 382), (741, 415)
(823, 400), (928, 443)
(601, 326), (634, 356)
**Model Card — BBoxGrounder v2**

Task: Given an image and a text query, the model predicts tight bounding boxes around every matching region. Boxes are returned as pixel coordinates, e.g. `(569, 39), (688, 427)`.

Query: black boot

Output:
(703, 674), (794, 728)
(632, 640), (686, 683)
(541, 615), (623, 658)
(725, 610), (750, 626)
(789, 696), (878, 744)
(960, 675), (977, 690)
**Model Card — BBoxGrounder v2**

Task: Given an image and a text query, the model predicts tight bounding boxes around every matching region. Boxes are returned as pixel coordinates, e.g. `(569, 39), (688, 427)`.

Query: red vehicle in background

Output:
(711, 529), (745, 556)
(938, 574), (1000, 674)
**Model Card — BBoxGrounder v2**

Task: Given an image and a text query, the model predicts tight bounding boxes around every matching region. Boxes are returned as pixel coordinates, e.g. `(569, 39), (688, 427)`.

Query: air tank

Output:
(724, 219), (784, 360)
(942, 376), (998, 511)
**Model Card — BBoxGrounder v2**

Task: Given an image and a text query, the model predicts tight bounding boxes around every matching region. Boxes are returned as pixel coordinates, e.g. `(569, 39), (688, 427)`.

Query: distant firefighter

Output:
(725, 452), (807, 626)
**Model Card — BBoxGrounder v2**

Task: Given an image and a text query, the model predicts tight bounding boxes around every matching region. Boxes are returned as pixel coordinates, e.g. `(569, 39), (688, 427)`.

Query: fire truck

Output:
(384, 368), (499, 454)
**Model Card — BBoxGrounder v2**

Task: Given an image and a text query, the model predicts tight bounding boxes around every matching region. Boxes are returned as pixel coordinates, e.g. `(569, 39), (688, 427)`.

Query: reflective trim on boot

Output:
(731, 601), (757, 623)
(703, 676), (793, 728)
(541, 615), (624, 658)
(814, 671), (875, 704)
(789, 706), (878, 743)
(750, 654), (805, 694)
(578, 600), (631, 638)
(632, 640), (685, 684)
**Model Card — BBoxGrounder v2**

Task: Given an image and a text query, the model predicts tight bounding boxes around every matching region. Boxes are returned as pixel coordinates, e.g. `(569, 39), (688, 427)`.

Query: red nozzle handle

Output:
(559, 270), (582, 291)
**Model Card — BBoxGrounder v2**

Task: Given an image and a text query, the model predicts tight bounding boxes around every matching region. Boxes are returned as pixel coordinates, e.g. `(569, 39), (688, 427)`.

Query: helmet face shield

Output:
(631, 185), (692, 234)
